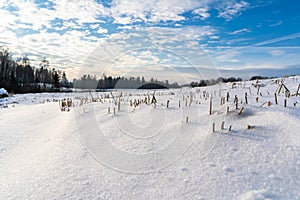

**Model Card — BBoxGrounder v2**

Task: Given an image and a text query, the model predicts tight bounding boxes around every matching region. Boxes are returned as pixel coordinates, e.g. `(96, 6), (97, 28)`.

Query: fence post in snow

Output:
(234, 95), (238, 109)
(284, 99), (287, 107)
(257, 85), (260, 95)
(209, 97), (213, 115)
(226, 92), (230, 102)
(238, 107), (244, 115)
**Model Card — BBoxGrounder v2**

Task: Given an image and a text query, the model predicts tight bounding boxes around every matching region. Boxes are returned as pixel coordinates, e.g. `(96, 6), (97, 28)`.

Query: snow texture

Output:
(0, 76), (299, 199)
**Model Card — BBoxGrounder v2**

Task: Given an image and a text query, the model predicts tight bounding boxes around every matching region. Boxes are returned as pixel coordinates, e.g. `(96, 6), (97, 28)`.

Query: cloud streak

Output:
(229, 28), (251, 35)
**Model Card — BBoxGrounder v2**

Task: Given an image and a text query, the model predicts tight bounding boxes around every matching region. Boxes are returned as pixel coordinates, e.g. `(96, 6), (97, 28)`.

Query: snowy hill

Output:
(0, 76), (299, 199)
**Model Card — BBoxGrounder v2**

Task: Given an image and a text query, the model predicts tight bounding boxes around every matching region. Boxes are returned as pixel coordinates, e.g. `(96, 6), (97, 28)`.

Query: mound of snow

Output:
(0, 88), (8, 98)
(239, 189), (275, 200)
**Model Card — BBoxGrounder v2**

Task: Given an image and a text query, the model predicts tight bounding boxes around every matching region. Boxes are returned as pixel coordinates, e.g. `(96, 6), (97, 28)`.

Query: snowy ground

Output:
(1, 76), (299, 199)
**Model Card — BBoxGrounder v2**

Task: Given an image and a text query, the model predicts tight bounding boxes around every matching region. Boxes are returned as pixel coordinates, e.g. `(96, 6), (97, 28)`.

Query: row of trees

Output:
(0, 46), (70, 93)
(74, 74), (246, 90)
(190, 77), (243, 87)
(73, 75), (180, 89)
(3, 45), (267, 93)
(1, 46), (180, 92)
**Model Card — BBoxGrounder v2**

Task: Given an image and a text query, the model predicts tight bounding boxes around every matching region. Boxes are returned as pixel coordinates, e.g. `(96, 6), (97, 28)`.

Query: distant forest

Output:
(0, 46), (179, 92)
(1, 46), (251, 94)
(73, 75), (179, 90)
(0, 46), (70, 93)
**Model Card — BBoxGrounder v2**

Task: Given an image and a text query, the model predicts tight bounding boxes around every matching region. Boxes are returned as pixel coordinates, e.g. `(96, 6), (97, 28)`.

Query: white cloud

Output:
(254, 32), (300, 47)
(2, 27), (104, 72)
(1, 0), (252, 32)
(113, 16), (134, 25)
(110, 0), (204, 24)
(5, 0), (55, 30)
(0, 9), (17, 28)
(1, 15), (217, 80)
(51, 0), (107, 25)
(90, 24), (100, 29)
(228, 28), (251, 35)
(2, 0), (109, 32)
(0, 0), (265, 82)
(215, 50), (241, 63)
(210, 35), (220, 40)
(107, 0), (251, 25)
(71, 25), (216, 81)
(97, 27), (108, 34)
(270, 21), (282, 27)
(117, 26), (133, 30)
(270, 50), (285, 56)
(0, 0), (5, 7)
(192, 7), (210, 20)
(218, 1), (250, 20)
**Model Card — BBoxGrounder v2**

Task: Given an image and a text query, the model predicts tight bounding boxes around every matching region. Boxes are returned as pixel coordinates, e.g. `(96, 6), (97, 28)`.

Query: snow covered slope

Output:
(1, 76), (299, 199)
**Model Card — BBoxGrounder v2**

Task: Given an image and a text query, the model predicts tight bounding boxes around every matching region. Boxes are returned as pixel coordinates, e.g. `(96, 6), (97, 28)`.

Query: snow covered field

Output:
(1, 76), (299, 199)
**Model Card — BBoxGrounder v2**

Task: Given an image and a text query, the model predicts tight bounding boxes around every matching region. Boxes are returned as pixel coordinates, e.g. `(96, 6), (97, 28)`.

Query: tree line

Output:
(0, 46), (180, 92)
(73, 74), (245, 89)
(73, 75), (180, 89)
(0, 46), (70, 93)
(1, 45), (254, 94)
(190, 77), (243, 87)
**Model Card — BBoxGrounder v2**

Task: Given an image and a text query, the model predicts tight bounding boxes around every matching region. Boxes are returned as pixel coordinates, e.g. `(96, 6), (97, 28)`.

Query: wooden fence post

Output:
(238, 107), (244, 115)
(275, 93), (278, 105)
(284, 99), (287, 107)
(209, 97), (213, 115)
(234, 95), (238, 109)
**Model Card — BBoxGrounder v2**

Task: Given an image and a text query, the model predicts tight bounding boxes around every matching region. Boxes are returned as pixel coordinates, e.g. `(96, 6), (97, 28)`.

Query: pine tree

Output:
(53, 71), (60, 88)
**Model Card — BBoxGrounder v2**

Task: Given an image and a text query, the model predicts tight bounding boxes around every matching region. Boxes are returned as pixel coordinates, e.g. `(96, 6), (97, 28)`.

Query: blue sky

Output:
(0, 0), (299, 83)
